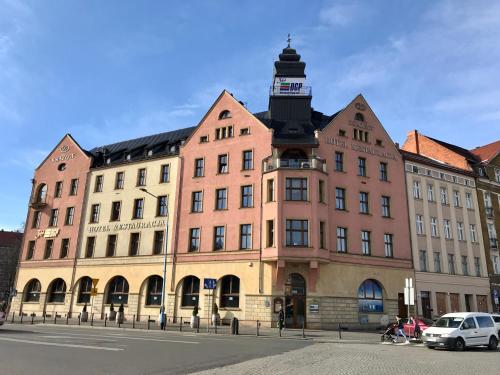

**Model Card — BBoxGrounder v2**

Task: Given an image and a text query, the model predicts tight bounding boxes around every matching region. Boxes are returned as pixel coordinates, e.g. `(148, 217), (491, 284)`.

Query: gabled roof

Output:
(0, 230), (23, 248)
(426, 136), (479, 163)
(470, 140), (500, 162)
(400, 149), (476, 177)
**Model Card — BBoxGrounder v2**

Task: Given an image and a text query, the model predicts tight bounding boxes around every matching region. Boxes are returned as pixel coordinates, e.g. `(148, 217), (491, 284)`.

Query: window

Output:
(286, 219), (308, 247)
(157, 195), (168, 217)
(55, 181), (63, 197)
(427, 184), (435, 202)
(129, 233), (140, 256)
(358, 279), (383, 312)
(338, 129), (346, 137)
(361, 231), (371, 255)
(335, 152), (344, 172)
(94, 176), (103, 192)
(44, 239), (53, 259)
(440, 187), (448, 204)
(384, 234), (393, 257)
(199, 135), (209, 143)
(359, 192), (369, 214)
(475, 257), (482, 276)
(110, 201), (121, 221)
(448, 254), (455, 275)
(240, 127), (250, 135)
(57, 163), (66, 171)
(413, 181), (421, 199)
(453, 190), (461, 207)
(457, 222), (465, 241)
(191, 191), (203, 212)
(240, 185), (253, 208)
(32, 211), (41, 228)
(484, 192), (492, 208)
(106, 276), (129, 304)
(137, 168), (146, 186)
(470, 224), (477, 242)
(495, 168), (500, 183)
(24, 279), (41, 302)
(335, 188), (346, 210)
(77, 277), (92, 303)
(49, 208), (59, 227)
(416, 215), (424, 235)
(69, 178), (79, 195)
(218, 110), (231, 119)
(146, 276), (163, 305)
(215, 126), (234, 140)
(267, 179), (275, 202)
(465, 192), (473, 209)
(376, 139), (383, 146)
(213, 226), (225, 251)
(189, 228), (200, 252)
(220, 275), (240, 308)
(461, 256), (468, 276)
(35, 183), (47, 203)
(476, 316), (494, 328)
(444, 219), (452, 239)
(358, 157), (367, 176)
(318, 180), (325, 203)
(106, 234), (117, 257)
(26, 241), (35, 260)
(380, 162), (388, 181)
(160, 165), (170, 183)
(153, 231), (164, 255)
(242, 150), (253, 170)
(65, 207), (75, 225)
(240, 224), (252, 249)
(133, 198), (144, 219)
(60, 238), (69, 258)
(115, 172), (125, 189)
(320, 221), (326, 249)
(337, 227), (347, 253)
(218, 154), (228, 174)
(266, 220), (274, 247)
(215, 188), (227, 210)
(434, 252), (442, 273)
(194, 158), (204, 177)
(47, 279), (66, 303)
(181, 276), (200, 307)
(285, 178), (308, 201)
(90, 204), (100, 223)
(354, 128), (369, 142)
(430, 217), (439, 237)
(85, 237), (95, 258)
(419, 250), (428, 271)
(381, 196), (391, 218)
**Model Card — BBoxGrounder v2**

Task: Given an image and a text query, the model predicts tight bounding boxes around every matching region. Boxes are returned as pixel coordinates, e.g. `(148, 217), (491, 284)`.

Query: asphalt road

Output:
(0, 324), (310, 375)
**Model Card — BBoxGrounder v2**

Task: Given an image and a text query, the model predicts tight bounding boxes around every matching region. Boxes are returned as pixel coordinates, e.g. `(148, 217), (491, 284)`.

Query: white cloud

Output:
(318, 1), (365, 27)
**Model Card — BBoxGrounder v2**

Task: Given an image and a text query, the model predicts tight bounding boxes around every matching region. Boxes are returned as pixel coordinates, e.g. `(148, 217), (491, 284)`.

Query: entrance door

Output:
(476, 295), (488, 312)
(398, 293), (408, 317)
(436, 292), (447, 317)
(421, 291), (432, 319)
(465, 294), (473, 312)
(284, 273), (306, 328)
(450, 293), (460, 312)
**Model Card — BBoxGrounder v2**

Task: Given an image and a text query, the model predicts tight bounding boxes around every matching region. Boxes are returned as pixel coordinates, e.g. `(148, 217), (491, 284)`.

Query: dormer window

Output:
(147, 150), (153, 156)
(218, 110), (231, 120)
(169, 145), (176, 153)
(106, 158), (111, 164)
(126, 154), (131, 161)
(355, 112), (364, 122)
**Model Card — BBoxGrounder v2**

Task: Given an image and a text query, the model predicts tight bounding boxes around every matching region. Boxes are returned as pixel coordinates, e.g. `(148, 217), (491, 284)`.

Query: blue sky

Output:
(1, 0), (499, 230)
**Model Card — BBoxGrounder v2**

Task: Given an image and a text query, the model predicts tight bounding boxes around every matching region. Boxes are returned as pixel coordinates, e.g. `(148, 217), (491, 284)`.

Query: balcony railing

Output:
(29, 197), (47, 209)
(264, 157), (327, 173)
(486, 207), (494, 219)
(490, 238), (498, 249)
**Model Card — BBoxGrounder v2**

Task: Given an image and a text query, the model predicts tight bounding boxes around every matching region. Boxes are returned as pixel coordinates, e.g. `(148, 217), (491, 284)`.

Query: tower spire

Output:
(287, 33), (291, 48)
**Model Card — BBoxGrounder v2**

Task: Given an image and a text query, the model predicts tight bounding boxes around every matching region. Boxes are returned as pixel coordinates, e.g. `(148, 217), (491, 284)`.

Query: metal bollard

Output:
(11, 312), (14, 323)
(43, 313), (46, 324)
(147, 315), (150, 330)
(78, 313), (81, 325)
(31, 314), (34, 324)
(214, 319), (217, 334)
(180, 317), (183, 332)
(196, 319), (199, 334)
(91, 313), (94, 327)
(20, 314), (23, 324)
(338, 323), (342, 340)
(66, 314), (69, 325)
(257, 320), (260, 336)
(132, 315), (135, 329)
(54, 314), (57, 324)
(302, 320), (305, 339)
(105, 314), (107, 327)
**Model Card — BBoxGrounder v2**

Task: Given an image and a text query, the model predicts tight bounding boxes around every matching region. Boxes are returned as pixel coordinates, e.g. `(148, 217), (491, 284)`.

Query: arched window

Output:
(57, 163), (66, 171)
(355, 112), (364, 122)
(218, 110), (231, 120)
(146, 276), (163, 305)
(285, 273), (306, 296)
(36, 184), (47, 203)
(47, 278), (67, 303)
(220, 275), (240, 308)
(358, 279), (383, 312)
(181, 276), (199, 307)
(106, 276), (129, 304)
(77, 277), (92, 304)
(24, 279), (41, 302)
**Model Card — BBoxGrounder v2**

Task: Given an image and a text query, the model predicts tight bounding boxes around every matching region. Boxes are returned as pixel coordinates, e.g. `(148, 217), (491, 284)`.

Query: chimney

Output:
(414, 130), (420, 155)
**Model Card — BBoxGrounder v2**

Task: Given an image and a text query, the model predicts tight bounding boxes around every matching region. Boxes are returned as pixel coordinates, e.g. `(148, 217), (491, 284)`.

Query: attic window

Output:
(200, 135), (209, 143)
(338, 129), (346, 137)
(147, 150), (153, 156)
(106, 158), (111, 164)
(240, 128), (250, 136)
(126, 154), (131, 161)
(355, 113), (364, 122)
(375, 139), (383, 147)
(218, 110), (231, 120)
(169, 145), (176, 153)
(57, 163), (66, 171)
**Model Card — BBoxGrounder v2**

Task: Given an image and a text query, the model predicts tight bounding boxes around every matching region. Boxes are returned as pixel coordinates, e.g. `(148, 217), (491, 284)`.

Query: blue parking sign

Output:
(204, 278), (217, 289)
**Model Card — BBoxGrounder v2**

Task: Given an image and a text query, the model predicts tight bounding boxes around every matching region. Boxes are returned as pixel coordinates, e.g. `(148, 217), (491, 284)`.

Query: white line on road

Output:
(36, 331), (200, 344)
(0, 336), (123, 351)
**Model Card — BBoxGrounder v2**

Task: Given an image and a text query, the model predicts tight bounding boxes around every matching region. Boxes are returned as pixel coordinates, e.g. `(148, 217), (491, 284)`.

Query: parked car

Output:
(422, 312), (498, 351)
(402, 317), (434, 338)
(491, 313), (500, 337)
(0, 310), (6, 326)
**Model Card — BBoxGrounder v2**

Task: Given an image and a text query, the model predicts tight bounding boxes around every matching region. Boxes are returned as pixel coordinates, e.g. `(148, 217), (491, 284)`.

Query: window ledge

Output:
(219, 308), (241, 311)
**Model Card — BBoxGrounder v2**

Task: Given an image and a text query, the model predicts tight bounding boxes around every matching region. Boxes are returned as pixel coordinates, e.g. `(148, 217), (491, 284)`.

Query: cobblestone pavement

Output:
(193, 341), (500, 375)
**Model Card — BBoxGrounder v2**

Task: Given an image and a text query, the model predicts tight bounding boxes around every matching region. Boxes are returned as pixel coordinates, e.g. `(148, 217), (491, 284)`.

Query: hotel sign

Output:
(35, 228), (60, 239)
(326, 137), (398, 161)
(272, 77), (305, 95)
(51, 144), (76, 163)
(88, 219), (166, 234)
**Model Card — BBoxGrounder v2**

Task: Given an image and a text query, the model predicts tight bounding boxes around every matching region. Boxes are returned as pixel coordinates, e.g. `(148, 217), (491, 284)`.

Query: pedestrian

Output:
(393, 315), (409, 343)
(278, 306), (285, 332)
(413, 317), (421, 339)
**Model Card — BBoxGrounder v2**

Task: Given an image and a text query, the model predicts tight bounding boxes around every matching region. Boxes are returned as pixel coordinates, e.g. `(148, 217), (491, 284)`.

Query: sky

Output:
(1, 0), (499, 231)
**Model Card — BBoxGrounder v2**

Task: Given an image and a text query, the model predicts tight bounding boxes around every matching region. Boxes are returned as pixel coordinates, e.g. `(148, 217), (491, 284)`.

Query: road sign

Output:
(204, 278), (217, 290)
(92, 279), (99, 288)
(404, 277), (415, 306)
(90, 288), (98, 296)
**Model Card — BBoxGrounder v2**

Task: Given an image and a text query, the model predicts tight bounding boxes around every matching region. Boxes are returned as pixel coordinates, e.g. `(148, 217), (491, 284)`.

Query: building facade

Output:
(402, 132), (492, 317)
(0, 230), (22, 308)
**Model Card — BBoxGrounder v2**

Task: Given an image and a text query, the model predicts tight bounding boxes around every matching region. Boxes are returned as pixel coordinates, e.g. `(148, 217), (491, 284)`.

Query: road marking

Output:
(41, 335), (117, 342)
(37, 331), (200, 344)
(0, 336), (123, 351)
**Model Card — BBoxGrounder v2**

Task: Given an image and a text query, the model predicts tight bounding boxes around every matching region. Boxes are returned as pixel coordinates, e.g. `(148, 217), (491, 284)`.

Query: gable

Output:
(35, 134), (91, 172)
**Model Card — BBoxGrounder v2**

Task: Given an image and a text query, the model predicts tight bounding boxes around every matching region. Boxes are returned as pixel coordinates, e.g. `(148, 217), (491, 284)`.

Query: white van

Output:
(422, 312), (498, 351)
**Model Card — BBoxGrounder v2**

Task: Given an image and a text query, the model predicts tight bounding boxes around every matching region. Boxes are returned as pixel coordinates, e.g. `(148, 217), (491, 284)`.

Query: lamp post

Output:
(140, 188), (168, 329)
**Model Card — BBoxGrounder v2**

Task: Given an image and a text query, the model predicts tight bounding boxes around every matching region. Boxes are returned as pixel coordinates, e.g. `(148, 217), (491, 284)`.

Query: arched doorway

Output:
(284, 273), (306, 328)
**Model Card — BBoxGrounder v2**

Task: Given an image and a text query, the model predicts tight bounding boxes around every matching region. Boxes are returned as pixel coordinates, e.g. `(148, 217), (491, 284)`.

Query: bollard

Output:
(302, 320), (305, 339)
(91, 313), (94, 327)
(11, 312), (14, 323)
(78, 313), (81, 325)
(132, 315), (135, 329)
(66, 314), (69, 325)
(54, 314), (57, 324)
(31, 314), (34, 325)
(180, 317), (183, 332)
(147, 315), (150, 330)
(43, 313), (46, 324)
(105, 314), (107, 327)
(196, 320), (199, 334)
(214, 319), (217, 334)
(257, 320), (260, 336)
(20, 314), (23, 324)
(338, 323), (342, 340)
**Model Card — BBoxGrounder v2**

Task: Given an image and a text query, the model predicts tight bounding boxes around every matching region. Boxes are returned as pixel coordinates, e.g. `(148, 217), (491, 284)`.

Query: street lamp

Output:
(140, 187), (168, 329)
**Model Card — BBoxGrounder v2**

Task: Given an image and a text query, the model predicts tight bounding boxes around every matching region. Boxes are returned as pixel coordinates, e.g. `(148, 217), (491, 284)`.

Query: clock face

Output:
(273, 77), (305, 95)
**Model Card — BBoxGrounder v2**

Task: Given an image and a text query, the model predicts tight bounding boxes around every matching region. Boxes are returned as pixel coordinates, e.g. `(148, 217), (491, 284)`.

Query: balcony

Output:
(263, 156), (327, 173)
(486, 207), (494, 219)
(29, 197), (47, 209)
(490, 238), (498, 249)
